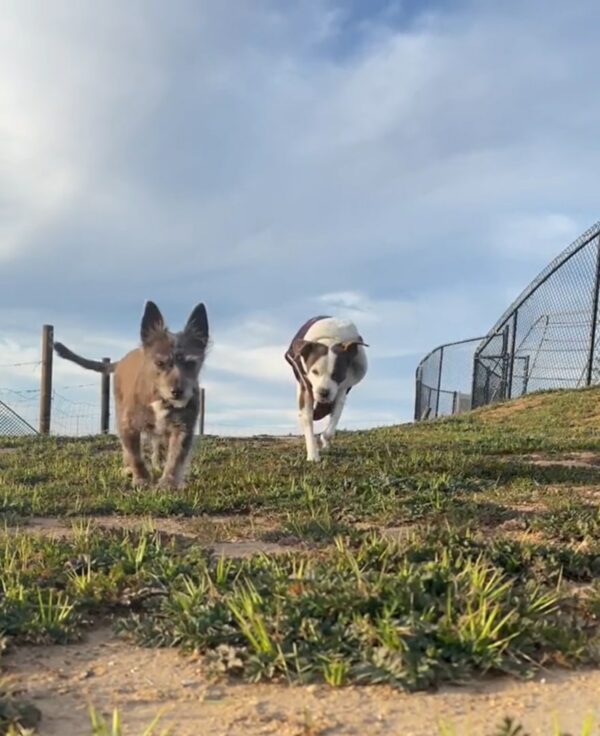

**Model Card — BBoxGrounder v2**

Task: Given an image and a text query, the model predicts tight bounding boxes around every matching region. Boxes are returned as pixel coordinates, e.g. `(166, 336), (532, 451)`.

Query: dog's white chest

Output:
(151, 400), (170, 434)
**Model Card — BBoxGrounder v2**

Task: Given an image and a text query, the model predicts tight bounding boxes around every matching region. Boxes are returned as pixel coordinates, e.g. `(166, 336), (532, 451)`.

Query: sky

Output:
(1, 0), (599, 435)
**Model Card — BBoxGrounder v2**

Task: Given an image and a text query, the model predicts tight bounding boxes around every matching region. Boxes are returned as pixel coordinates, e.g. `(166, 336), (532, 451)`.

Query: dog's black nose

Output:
(317, 389), (330, 401)
(171, 388), (183, 399)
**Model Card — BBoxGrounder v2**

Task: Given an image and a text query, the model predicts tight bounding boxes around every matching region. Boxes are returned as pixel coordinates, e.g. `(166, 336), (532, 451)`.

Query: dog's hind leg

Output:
(320, 390), (348, 450)
(158, 429), (194, 489)
(121, 429), (150, 487)
(299, 387), (319, 462)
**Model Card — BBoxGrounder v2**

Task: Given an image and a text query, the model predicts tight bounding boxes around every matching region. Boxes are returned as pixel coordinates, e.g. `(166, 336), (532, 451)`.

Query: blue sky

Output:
(1, 0), (599, 434)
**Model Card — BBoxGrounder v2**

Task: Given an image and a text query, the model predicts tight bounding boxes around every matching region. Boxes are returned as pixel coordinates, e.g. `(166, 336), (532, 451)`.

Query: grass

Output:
(3, 386), (600, 524)
(3, 387), (600, 729)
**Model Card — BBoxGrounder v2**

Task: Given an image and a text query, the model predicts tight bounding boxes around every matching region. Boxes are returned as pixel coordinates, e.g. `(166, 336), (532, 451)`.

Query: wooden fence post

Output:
(198, 388), (205, 436)
(100, 358), (111, 434)
(39, 325), (54, 434)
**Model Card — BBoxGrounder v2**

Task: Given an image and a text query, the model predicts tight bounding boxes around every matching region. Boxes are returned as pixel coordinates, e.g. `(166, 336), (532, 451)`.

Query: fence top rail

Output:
(416, 336), (486, 371)
(419, 382), (464, 397)
(475, 220), (600, 356)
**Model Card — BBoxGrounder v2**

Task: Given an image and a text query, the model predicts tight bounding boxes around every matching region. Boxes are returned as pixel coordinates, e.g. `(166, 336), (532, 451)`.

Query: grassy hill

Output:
(2, 387), (600, 732)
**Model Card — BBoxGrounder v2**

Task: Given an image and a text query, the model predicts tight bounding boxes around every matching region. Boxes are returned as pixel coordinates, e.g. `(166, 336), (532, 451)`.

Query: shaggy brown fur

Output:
(54, 301), (209, 489)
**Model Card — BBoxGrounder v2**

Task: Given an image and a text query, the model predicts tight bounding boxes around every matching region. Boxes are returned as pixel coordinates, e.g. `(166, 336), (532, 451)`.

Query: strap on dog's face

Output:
(286, 339), (327, 396)
(338, 338), (369, 352)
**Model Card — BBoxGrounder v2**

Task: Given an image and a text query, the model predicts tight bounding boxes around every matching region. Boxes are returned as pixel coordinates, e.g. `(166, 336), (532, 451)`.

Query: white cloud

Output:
(491, 213), (582, 262)
(316, 289), (498, 358)
(2, 1), (600, 433)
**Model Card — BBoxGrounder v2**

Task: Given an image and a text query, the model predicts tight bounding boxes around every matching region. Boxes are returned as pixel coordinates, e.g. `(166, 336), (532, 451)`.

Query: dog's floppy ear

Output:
(295, 339), (328, 364)
(184, 303), (209, 346)
(141, 301), (166, 346)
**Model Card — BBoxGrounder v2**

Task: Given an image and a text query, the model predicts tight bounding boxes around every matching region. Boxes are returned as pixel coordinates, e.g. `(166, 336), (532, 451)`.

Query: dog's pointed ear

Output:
(141, 301), (166, 346)
(184, 303), (209, 346)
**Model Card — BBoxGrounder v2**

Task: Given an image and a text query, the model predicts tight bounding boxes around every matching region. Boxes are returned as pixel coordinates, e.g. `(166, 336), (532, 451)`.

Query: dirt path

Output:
(8, 516), (418, 556)
(3, 627), (600, 736)
(7, 515), (307, 558)
(517, 451), (600, 468)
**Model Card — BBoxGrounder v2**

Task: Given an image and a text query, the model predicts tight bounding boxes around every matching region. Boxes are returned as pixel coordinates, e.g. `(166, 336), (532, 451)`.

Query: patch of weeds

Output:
(121, 531), (594, 689)
(283, 502), (353, 544)
(530, 503), (600, 542)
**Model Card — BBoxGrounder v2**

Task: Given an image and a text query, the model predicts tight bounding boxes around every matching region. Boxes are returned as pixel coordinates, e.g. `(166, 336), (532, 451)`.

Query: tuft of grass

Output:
(89, 707), (169, 736)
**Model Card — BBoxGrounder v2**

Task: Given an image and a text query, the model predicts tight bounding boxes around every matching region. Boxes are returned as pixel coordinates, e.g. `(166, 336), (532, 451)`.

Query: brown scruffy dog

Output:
(54, 301), (209, 489)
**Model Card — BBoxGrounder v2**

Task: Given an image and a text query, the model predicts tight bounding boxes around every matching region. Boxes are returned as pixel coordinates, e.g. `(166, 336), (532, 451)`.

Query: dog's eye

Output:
(155, 360), (166, 369)
(311, 369), (319, 376)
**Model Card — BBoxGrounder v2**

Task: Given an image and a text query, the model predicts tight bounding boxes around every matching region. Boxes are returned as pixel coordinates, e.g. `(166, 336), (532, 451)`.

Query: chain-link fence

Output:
(473, 222), (600, 406)
(415, 337), (484, 420)
(416, 220), (600, 419)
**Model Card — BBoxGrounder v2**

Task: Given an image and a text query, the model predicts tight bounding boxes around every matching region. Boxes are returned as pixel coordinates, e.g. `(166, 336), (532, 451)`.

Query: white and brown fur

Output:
(54, 301), (209, 489)
(285, 316), (368, 461)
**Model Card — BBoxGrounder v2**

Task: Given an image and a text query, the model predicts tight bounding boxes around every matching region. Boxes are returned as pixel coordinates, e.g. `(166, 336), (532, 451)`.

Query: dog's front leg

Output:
(121, 429), (150, 487)
(150, 434), (166, 475)
(298, 387), (319, 462)
(321, 390), (348, 450)
(158, 429), (194, 489)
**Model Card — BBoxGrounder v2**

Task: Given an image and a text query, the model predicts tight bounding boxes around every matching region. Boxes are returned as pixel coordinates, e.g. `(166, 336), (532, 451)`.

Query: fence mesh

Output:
(473, 222), (600, 407)
(415, 337), (483, 420)
(0, 399), (37, 436)
(0, 385), (104, 437)
(417, 221), (600, 419)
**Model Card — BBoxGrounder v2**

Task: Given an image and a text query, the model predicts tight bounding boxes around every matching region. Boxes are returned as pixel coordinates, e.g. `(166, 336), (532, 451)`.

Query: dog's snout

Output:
(317, 388), (330, 401)
(171, 387), (183, 400)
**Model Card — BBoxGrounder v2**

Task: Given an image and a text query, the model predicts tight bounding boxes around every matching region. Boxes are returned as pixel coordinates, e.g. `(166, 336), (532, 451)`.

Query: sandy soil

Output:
(3, 626), (600, 736)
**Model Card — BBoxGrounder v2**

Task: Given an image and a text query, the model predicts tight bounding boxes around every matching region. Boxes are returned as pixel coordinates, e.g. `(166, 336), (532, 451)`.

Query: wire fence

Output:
(415, 337), (484, 420)
(416, 220), (600, 419)
(0, 384), (104, 436)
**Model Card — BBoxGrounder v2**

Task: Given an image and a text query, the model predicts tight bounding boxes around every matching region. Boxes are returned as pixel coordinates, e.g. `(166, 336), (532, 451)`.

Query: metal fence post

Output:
(198, 388), (206, 435)
(471, 354), (480, 409)
(39, 325), (54, 434)
(100, 358), (111, 434)
(434, 347), (444, 418)
(586, 238), (600, 386)
(522, 355), (531, 395)
(507, 311), (518, 399)
(414, 367), (422, 420)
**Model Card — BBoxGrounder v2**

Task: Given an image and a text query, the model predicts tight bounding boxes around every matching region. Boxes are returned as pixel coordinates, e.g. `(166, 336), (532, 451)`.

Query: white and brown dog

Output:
(285, 316), (368, 461)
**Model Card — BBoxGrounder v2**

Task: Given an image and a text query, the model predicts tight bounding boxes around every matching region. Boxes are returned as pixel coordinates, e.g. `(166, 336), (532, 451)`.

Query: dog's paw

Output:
(320, 434), (331, 450)
(306, 452), (321, 462)
(157, 475), (184, 490)
(131, 475), (150, 489)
